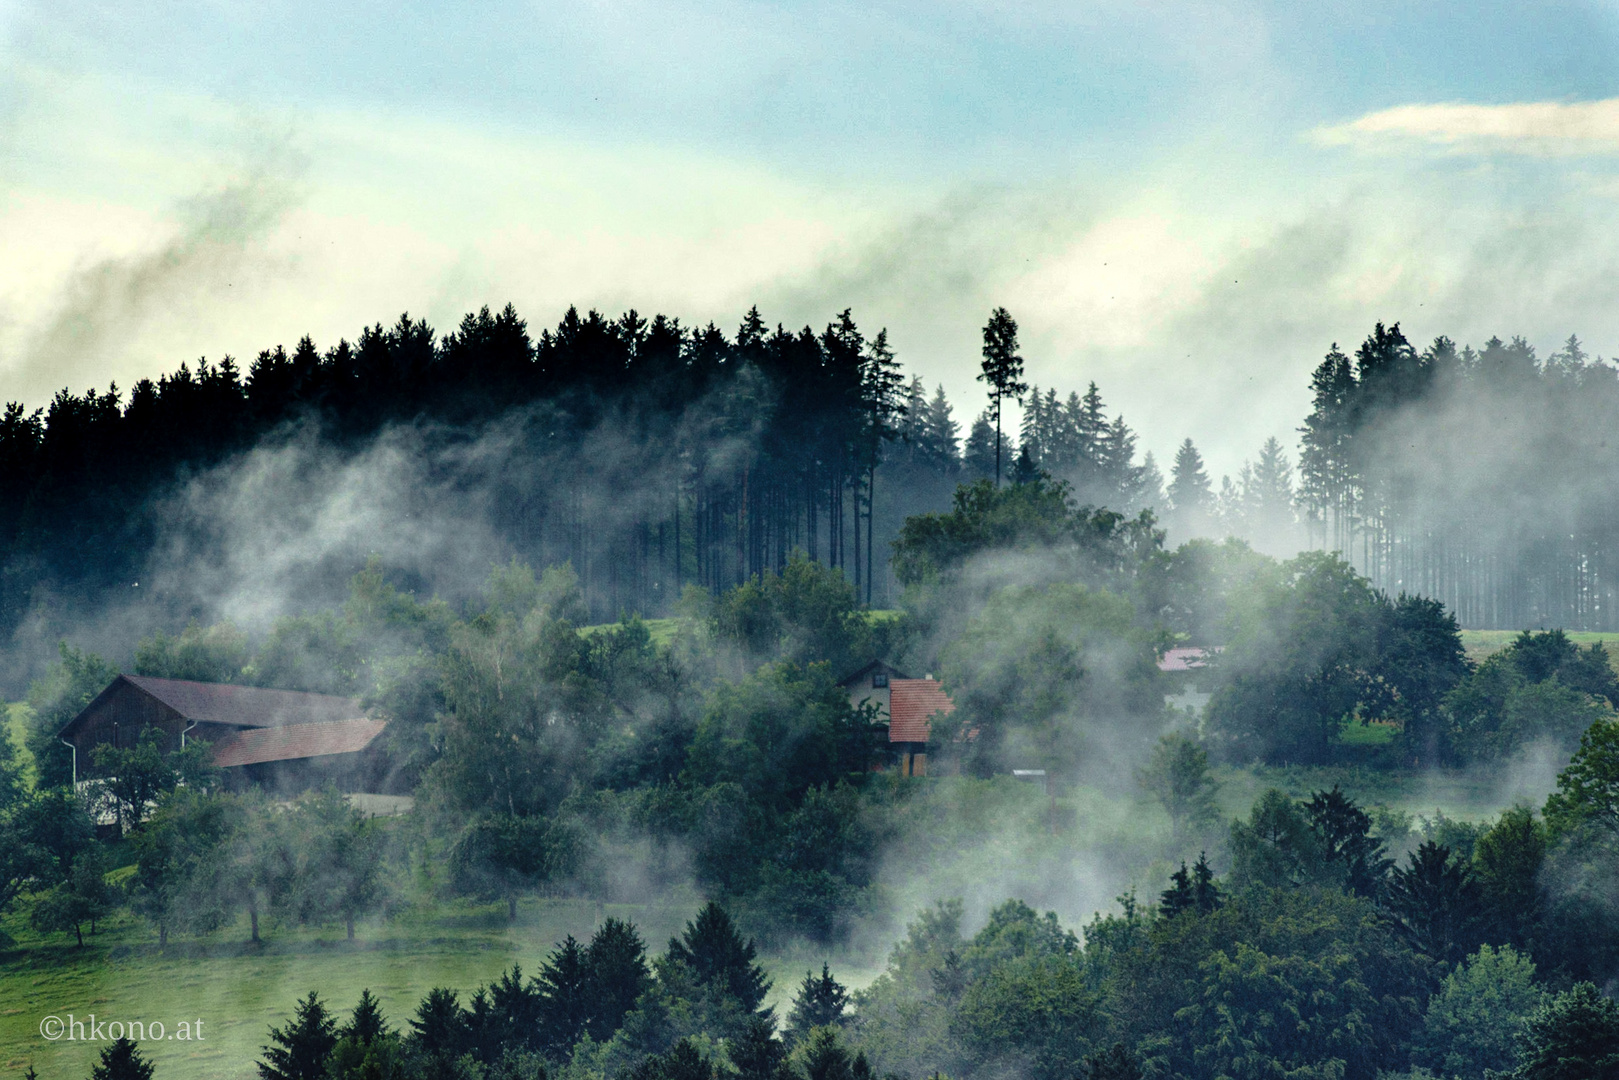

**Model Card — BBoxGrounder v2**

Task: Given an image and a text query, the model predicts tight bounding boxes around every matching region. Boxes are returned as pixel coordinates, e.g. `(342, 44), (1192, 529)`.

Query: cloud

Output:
(7, 142), (303, 399)
(1315, 98), (1619, 155)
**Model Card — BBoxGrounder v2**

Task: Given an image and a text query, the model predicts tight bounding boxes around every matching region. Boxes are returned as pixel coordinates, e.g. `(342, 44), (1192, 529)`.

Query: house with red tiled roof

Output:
(887, 678), (955, 777)
(59, 675), (390, 795)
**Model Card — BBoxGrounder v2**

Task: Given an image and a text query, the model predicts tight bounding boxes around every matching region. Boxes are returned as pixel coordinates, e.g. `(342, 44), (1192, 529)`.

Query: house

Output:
(887, 678), (956, 777)
(838, 661), (957, 777)
(1158, 646), (1220, 715)
(837, 659), (910, 719)
(58, 675), (391, 795)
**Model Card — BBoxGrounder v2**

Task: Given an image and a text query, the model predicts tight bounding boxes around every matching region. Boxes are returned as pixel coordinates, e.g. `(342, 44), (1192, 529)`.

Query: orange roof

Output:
(208, 718), (387, 768)
(889, 678), (955, 744)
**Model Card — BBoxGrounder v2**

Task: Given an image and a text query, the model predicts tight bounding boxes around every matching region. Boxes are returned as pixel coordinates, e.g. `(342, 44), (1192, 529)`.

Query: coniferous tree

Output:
(586, 918), (651, 1040)
(785, 964), (849, 1042)
(666, 902), (770, 1014)
(536, 934), (592, 1054)
(963, 411), (999, 480)
(918, 384), (960, 471)
(1167, 439), (1213, 537)
(259, 992), (339, 1080)
(407, 988), (468, 1062)
(977, 307), (1027, 486)
(1512, 982), (1619, 1080)
(90, 1038), (155, 1080)
(729, 1015), (789, 1080)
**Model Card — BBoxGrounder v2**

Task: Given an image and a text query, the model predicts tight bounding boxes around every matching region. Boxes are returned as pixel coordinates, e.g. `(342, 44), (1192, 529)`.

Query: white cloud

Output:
(1315, 98), (1619, 155)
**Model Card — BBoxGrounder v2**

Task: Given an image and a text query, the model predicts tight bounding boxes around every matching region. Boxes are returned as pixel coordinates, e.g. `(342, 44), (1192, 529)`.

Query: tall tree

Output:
(977, 307), (1028, 486)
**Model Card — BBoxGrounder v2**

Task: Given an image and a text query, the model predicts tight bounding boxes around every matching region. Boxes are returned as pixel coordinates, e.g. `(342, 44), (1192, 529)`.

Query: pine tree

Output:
(340, 989), (388, 1046)
(785, 964), (848, 1042)
(1167, 438), (1213, 537)
(919, 384), (960, 471)
(666, 902), (770, 1013)
(1100, 414), (1141, 505)
(90, 1038), (155, 1080)
(407, 988), (467, 1061)
(729, 1015), (788, 1080)
(585, 918), (651, 1040)
(1189, 853), (1222, 914)
(977, 307), (1027, 485)
(1137, 451), (1166, 511)
(1512, 982), (1619, 1080)
(1159, 863), (1194, 918)
(963, 411), (999, 479)
(536, 934), (592, 1054)
(259, 992), (338, 1080)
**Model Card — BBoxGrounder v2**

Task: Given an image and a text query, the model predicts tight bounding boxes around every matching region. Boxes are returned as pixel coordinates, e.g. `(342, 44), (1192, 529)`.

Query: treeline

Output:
(1299, 324), (1619, 629)
(69, 766), (1619, 1080)
(0, 303), (1170, 677)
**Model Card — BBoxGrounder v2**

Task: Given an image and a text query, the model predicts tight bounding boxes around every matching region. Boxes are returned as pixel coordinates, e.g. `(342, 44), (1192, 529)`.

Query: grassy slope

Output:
(1458, 629), (1619, 668)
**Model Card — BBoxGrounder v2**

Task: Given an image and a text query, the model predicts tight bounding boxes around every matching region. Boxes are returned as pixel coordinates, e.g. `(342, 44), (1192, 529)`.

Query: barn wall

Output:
(70, 684), (186, 772)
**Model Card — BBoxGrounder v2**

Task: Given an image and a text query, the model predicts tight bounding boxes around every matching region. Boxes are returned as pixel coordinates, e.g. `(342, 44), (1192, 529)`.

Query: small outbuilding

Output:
(58, 675), (390, 795)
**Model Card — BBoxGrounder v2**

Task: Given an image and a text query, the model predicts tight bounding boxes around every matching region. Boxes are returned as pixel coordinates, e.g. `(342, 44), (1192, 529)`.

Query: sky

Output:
(3, 1), (1619, 476)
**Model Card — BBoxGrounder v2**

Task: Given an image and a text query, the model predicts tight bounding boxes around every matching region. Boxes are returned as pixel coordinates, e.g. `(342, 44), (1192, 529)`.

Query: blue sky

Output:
(4, 1), (1619, 472)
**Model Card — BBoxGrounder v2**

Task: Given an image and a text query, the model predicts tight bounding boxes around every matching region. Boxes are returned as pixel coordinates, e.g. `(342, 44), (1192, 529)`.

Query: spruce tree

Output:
(407, 987), (468, 1061)
(340, 989), (388, 1046)
(1513, 982), (1619, 1080)
(586, 918), (651, 1040)
(785, 964), (849, 1042)
(537, 934), (592, 1054)
(666, 902), (769, 1013)
(729, 1015), (788, 1080)
(1167, 438), (1213, 536)
(90, 1038), (155, 1080)
(259, 992), (338, 1080)
(977, 307), (1027, 485)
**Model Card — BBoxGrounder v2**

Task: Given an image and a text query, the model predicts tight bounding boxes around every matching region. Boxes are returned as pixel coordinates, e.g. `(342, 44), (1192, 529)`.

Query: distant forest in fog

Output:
(0, 303), (1614, 666)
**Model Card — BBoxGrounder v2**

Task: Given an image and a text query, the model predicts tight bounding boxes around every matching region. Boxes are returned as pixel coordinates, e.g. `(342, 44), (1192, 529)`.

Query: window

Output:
(872, 673), (888, 688)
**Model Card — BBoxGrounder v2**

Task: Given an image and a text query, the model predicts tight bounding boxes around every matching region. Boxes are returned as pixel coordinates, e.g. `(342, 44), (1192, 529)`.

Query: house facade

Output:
(838, 661), (956, 777)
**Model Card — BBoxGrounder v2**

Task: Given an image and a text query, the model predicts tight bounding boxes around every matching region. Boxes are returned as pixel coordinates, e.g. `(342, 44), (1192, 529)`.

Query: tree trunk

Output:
(346, 916), (355, 941)
(75, 923), (83, 948)
(249, 905), (259, 943)
(508, 895), (517, 921)
(159, 923), (168, 950)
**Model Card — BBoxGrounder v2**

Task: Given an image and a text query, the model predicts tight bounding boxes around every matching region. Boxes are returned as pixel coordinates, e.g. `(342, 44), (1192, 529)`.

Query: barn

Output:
(58, 675), (390, 795)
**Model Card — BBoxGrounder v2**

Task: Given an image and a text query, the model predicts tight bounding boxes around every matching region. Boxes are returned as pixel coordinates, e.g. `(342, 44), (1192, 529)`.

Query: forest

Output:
(4, 304), (1619, 1079)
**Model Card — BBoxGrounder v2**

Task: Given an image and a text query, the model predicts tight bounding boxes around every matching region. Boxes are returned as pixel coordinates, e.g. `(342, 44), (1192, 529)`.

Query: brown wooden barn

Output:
(58, 675), (390, 794)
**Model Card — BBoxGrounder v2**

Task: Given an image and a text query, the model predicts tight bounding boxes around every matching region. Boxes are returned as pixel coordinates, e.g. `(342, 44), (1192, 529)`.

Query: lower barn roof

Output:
(208, 717), (388, 768)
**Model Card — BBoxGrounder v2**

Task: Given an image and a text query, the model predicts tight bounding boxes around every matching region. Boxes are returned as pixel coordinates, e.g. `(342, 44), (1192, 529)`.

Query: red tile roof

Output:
(122, 675), (364, 729)
(889, 678), (955, 744)
(208, 718), (388, 768)
(1158, 647), (1219, 672)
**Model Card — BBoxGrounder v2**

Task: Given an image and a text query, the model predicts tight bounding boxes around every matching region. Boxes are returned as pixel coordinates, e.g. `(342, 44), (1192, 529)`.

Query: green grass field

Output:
(0, 894), (885, 1080)
(1457, 628), (1619, 667)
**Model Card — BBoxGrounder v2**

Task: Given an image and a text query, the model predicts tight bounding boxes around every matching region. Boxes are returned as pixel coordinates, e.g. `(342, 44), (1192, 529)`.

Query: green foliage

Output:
(713, 553), (892, 674)
(1512, 982), (1619, 1080)
(935, 582), (1162, 776)
(1545, 716), (1619, 841)
(585, 918), (652, 1040)
(1229, 789), (1330, 889)
(274, 790), (390, 940)
(1134, 537), (1275, 647)
(1417, 944), (1543, 1079)
(686, 663), (884, 812)
(1446, 631), (1619, 764)
(1473, 805), (1548, 949)
(25, 642), (117, 788)
(1384, 841), (1483, 964)
(447, 813), (580, 917)
(134, 620), (250, 683)
(890, 477), (1158, 588)
(1137, 732), (1220, 849)
(92, 728), (183, 832)
(29, 842), (112, 946)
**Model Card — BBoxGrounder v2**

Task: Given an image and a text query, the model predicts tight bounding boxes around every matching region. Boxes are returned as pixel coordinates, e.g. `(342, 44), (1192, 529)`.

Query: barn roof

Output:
(59, 675), (366, 740)
(208, 717), (388, 768)
(888, 678), (955, 744)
